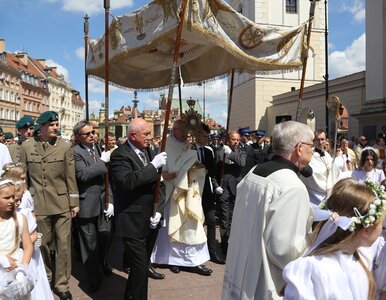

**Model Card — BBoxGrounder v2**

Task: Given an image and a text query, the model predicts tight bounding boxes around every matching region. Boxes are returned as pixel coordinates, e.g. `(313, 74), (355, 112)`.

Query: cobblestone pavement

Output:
(54, 233), (225, 300)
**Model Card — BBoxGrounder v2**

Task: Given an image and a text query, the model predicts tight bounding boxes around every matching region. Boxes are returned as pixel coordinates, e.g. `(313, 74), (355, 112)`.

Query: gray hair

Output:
(73, 121), (93, 135)
(272, 121), (314, 155)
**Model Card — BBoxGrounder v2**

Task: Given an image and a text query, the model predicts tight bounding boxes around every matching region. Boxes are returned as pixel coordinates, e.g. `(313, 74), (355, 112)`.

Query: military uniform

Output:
(20, 111), (79, 297)
(9, 116), (35, 163)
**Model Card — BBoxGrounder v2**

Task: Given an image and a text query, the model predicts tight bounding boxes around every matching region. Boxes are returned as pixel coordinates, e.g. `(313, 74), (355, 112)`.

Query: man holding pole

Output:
(109, 117), (167, 300)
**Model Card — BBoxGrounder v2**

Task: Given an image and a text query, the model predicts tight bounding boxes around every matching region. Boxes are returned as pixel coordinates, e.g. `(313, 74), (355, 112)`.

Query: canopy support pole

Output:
(219, 69), (235, 185)
(153, 0), (188, 214)
(295, 0), (318, 121)
(84, 14), (90, 121)
(104, 0), (110, 207)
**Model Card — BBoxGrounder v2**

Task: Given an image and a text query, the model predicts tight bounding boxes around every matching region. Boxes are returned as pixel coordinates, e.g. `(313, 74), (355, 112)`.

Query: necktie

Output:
(42, 142), (49, 151)
(199, 147), (205, 164)
(90, 148), (96, 162)
(139, 151), (148, 166)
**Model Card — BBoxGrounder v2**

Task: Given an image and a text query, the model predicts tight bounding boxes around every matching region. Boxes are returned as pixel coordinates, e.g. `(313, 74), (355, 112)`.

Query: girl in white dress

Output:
(0, 179), (33, 299)
(283, 178), (386, 300)
(2, 164), (53, 300)
(352, 148), (385, 184)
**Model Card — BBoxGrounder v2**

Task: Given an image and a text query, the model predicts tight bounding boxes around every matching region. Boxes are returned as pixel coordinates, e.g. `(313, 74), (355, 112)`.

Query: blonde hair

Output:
(309, 178), (377, 300)
(2, 163), (27, 181)
(0, 181), (19, 255)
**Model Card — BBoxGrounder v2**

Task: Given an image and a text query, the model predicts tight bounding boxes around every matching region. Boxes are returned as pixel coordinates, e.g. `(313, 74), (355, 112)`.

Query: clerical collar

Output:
(315, 147), (325, 157)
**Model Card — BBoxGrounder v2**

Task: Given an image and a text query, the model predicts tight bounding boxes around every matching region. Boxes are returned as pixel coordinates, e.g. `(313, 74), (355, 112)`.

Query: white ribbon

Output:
(307, 204), (354, 255)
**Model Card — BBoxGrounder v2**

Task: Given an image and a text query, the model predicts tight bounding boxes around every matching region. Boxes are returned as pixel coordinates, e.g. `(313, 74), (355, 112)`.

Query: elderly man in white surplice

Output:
(151, 120), (212, 276)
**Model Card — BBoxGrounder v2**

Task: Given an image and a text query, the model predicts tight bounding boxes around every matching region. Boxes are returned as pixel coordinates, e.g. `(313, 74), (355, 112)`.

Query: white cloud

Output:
(75, 47), (84, 60)
(45, 59), (70, 81)
(88, 100), (101, 112)
(44, 0), (134, 15)
(143, 100), (159, 110)
(329, 33), (365, 79)
(341, 0), (365, 23)
(88, 77), (128, 94)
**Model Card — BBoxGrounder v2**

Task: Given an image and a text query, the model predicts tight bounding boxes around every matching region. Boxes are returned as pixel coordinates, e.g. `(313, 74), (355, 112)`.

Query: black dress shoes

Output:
(210, 254), (226, 265)
(58, 291), (73, 300)
(170, 266), (180, 274)
(148, 266), (165, 279)
(193, 265), (212, 276)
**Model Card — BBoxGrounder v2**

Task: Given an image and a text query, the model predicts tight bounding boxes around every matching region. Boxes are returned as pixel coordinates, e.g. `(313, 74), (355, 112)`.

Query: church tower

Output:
(228, 0), (326, 131)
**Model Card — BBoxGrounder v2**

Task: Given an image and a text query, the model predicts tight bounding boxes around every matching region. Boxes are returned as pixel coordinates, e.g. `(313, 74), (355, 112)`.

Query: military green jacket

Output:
(20, 137), (79, 216)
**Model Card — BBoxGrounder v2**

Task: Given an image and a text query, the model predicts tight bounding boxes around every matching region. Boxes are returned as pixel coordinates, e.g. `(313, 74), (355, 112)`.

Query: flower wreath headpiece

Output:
(307, 181), (386, 255)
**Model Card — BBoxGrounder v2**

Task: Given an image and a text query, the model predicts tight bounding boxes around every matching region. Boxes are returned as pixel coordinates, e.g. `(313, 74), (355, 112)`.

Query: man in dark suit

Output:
(72, 121), (114, 293)
(217, 131), (246, 255)
(193, 124), (225, 264)
(109, 118), (167, 300)
(238, 128), (256, 177)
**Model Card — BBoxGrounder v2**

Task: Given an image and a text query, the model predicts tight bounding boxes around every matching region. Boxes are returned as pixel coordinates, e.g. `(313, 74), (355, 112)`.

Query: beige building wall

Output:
(228, 0), (326, 132)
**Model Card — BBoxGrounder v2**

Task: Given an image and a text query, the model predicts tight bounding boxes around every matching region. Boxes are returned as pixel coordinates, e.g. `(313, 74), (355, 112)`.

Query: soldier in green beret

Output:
(4, 132), (15, 145)
(20, 110), (79, 300)
(8, 116), (35, 162)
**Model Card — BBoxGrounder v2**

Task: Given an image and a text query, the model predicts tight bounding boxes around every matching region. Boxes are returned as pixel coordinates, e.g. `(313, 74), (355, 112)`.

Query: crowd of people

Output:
(1, 114), (386, 300)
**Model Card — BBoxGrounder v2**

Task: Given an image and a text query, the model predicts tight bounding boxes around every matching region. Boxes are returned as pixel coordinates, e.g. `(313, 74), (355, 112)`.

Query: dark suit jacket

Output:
(239, 142), (256, 177)
(194, 144), (220, 202)
(219, 147), (246, 196)
(72, 143), (113, 219)
(109, 142), (163, 239)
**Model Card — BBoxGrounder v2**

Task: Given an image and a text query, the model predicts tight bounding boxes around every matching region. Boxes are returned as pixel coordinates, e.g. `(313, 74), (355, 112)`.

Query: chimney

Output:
(0, 39), (5, 53)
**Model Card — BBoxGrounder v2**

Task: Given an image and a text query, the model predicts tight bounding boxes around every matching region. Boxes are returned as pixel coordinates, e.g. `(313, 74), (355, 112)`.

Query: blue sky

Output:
(0, 0), (365, 126)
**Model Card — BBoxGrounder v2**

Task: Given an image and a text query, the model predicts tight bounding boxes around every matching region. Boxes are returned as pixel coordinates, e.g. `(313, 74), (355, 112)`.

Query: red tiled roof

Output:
(6, 52), (44, 79)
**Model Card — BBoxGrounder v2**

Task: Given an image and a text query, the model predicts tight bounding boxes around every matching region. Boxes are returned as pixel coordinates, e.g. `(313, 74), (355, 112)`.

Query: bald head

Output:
(128, 118), (152, 150)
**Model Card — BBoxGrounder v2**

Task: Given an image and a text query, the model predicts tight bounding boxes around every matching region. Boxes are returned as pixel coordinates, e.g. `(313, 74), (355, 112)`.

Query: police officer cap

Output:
(238, 127), (251, 135)
(16, 116), (35, 129)
(37, 111), (59, 125)
(4, 132), (14, 139)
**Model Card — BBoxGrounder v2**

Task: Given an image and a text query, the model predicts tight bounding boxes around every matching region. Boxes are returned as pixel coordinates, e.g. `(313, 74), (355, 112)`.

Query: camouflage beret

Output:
(36, 111), (59, 125)
(16, 116), (35, 129)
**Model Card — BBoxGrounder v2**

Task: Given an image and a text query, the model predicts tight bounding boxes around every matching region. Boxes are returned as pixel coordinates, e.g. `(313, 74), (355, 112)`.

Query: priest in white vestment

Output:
(151, 120), (212, 276)
(222, 121), (315, 300)
(300, 129), (339, 204)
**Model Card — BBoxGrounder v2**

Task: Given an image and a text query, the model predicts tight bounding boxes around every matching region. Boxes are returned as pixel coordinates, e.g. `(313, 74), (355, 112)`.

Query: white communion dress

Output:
(283, 251), (368, 300)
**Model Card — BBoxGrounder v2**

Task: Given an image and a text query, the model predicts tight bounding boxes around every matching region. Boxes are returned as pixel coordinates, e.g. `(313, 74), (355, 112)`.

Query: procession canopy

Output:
(86, 0), (307, 90)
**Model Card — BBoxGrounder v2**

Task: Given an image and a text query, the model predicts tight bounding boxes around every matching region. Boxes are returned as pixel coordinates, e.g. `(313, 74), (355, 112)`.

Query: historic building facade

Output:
(227, 0), (326, 132)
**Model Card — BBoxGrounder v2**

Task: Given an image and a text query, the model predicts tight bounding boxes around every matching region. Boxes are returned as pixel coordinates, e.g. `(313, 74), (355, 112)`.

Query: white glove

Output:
(100, 151), (111, 163)
(104, 203), (114, 218)
(35, 233), (42, 249)
(15, 271), (27, 282)
(223, 145), (232, 155)
(150, 152), (167, 169)
(215, 187), (224, 195)
(150, 212), (162, 229)
(0, 255), (11, 268)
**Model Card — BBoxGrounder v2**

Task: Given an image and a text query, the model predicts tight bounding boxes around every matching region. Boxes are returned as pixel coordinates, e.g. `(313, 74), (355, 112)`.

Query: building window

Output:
(286, 0), (297, 14)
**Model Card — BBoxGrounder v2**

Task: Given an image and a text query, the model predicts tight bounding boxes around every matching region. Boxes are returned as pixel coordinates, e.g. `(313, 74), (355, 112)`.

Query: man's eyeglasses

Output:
(79, 130), (95, 136)
(300, 142), (315, 150)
